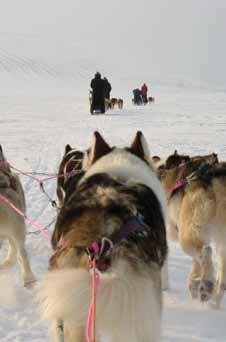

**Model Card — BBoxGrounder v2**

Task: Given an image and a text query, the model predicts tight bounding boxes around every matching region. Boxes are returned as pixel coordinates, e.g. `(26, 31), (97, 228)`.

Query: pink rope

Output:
(9, 164), (65, 184)
(0, 160), (80, 185)
(0, 193), (51, 240)
(86, 259), (100, 342)
(167, 178), (187, 194)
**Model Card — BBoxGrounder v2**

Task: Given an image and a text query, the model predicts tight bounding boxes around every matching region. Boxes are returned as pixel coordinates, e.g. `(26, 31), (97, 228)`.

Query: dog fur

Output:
(0, 145), (35, 287)
(160, 152), (226, 308)
(148, 96), (155, 103)
(110, 98), (118, 109)
(56, 145), (87, 209)
(39, 132), (168, 342)
(117, 98), (124, 109)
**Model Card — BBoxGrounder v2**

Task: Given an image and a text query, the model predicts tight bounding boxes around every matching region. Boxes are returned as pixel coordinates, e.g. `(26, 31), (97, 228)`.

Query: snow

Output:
(0, 88), (226, 341)
(1, 1), (226, 340)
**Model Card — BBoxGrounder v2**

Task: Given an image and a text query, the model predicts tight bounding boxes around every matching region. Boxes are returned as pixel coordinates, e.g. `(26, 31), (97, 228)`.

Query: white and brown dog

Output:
(159, 152), (226, 308)
(39, 132), (167, 342)
(56, 144), (87, 209)
(117, 98), (124, 109)
(0, 145), (35, 287)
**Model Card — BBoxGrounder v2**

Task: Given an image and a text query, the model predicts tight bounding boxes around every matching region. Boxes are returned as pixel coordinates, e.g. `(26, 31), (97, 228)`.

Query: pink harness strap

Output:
(86, 258), (100, 342)
(167, 178), (187, 194)
(0, 193), (51, 240)
(166, 162), (188, 196)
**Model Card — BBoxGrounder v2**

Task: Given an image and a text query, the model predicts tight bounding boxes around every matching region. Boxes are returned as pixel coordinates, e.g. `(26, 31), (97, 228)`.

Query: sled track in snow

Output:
(0, 48), (91, 81)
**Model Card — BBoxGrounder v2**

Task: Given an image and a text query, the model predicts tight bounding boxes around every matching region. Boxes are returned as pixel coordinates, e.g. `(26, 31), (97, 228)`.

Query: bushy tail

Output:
(38, 262), (161, 341)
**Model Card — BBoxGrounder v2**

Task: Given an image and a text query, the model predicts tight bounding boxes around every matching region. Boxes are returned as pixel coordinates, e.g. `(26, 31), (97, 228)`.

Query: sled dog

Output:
(117, 98), (124, 109)
(160, 152), (226, 308)
(110, 98), (118, 109)
(39, 131), (167, 342)
(0, 145), (35, 287)
(148, 96), (155, 103)
(56, 145), (87, 209)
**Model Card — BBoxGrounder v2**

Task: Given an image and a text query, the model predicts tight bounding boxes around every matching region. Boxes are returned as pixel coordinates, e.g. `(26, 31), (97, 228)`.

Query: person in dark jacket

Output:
(133, 88), (142, 105)
(90, 72), (105, 113)
(103, 77), (112, 100)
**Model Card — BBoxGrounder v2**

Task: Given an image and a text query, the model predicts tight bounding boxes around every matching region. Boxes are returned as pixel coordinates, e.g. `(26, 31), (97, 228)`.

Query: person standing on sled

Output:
(141, 83), (148, 104)
(103, 77), (112, 100)
(133, 88), (142, 105)
(103, 77), (112, 110)
(90, 72), (105, 114)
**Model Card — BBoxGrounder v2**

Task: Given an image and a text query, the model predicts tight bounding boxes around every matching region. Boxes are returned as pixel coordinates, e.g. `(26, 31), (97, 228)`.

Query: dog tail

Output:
(38, 261), (161, 341)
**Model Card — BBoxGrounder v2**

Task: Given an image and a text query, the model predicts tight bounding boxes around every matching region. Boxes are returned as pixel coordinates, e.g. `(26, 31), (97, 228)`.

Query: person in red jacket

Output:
(141, 83), (148, 104)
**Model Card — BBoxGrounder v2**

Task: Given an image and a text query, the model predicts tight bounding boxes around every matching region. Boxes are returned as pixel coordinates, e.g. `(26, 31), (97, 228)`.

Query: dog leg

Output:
(179, 193), (215, 302)
(198, 246), (215, 302)
(179, 236), (214, 301)
(188, 258), (201, 299)
(167, 221), (178, 241)
(0, 238), (17, 268)
(161, 257), (170, 290)
(63, 323), (86, 342)
(16, 241), (36, 288)
(214, 251), (226, 309)
(49, 320), (64, 342)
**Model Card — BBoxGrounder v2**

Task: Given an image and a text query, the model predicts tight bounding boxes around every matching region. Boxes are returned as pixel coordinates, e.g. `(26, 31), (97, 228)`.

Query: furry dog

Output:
(105, 98), (111, 111)
(160, 152), (226, 308)
(110, 97), (118, 109)
(0, 146), (35, 287)
(148, 96), (155, 103)
(56, 144), (87, 209)
(39, 132), (167, 342)
(117, 98), (124, 109)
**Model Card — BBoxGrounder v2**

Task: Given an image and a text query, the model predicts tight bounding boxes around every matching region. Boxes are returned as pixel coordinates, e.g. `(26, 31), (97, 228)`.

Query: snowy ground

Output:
(0, 86), (226, 341)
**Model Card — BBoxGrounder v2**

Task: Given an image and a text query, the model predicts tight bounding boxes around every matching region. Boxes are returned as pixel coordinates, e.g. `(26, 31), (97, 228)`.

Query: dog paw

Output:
(24, 278), (37, 289)
(220, 282), (226, 291)
(199, 280), (214, 302)
(188, 279), (200, 299)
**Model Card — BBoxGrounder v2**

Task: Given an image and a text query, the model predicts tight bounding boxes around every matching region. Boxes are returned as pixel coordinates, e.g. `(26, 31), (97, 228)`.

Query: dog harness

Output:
(167, 163), (214, 200)
(86, 213), (148, 271)
(85, 213), (149, 342)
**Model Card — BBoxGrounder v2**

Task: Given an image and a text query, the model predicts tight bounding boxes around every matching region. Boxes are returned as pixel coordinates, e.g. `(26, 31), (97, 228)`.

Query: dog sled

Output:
(89, 90), (106, 115)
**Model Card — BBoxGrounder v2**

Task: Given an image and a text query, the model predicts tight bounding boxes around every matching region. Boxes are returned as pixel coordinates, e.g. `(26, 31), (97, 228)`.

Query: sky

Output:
(0, 0), (226, 88)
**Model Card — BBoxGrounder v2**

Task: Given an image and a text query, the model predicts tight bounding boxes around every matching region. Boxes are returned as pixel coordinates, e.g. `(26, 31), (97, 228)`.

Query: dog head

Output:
(56, 145), (89, 207)
(191, 152), (218, 165)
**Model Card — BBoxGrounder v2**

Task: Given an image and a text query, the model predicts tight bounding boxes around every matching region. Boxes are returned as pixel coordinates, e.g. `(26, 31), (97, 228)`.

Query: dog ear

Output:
(0, 145), (4, 160)
(130, 131), (150, 160)
(64, 144), (72, 155)
(89, 131), (111, 165)
(174, 150), (178, 155)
